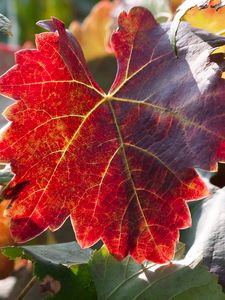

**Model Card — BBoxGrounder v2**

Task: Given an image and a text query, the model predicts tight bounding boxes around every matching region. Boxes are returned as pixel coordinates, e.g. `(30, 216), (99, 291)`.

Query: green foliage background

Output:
(1, 0), (99, 44)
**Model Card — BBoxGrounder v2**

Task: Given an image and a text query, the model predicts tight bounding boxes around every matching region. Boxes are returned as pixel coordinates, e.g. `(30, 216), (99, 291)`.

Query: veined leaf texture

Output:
(0, 7), (225, 263)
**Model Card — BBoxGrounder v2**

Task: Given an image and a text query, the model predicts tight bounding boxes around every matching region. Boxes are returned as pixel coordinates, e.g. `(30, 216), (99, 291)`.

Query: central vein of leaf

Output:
(107, 101), (162, 257)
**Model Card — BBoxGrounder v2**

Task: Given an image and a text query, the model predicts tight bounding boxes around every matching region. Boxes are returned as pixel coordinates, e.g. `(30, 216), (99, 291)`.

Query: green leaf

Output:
(0, 165), (13, 186)
(89, 246), (225, 300)
(3, 242), (96, 300)
(4, 241), (92, 265)
(181, 187), (225, 290)
(0, 13), (12, 36)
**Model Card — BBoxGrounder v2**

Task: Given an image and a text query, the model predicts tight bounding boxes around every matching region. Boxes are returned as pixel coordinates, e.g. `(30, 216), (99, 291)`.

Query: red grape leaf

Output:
(0, 7), (225, 263)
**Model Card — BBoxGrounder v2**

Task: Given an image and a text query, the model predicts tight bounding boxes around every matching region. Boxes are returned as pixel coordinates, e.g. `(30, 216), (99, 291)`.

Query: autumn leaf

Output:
(171, 0), (225, 34)
(109, 0), (172, 52)
(171, 0), (184, 12)
(69, 0), (113, 62)
(170, 0), (225, 51)
(0, 7), (225, 264)
(184, 6), (225, 34)
(212, 0), (225, 9)
(73, 0), (172, 63)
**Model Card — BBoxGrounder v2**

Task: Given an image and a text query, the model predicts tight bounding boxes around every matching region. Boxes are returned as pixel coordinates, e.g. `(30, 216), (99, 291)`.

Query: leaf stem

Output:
(216, 28), (225, 36)
(16, 275), (36, 300)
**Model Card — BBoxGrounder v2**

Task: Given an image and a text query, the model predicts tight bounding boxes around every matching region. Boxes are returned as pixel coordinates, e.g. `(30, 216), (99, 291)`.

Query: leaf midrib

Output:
(108, 101), (163, 259)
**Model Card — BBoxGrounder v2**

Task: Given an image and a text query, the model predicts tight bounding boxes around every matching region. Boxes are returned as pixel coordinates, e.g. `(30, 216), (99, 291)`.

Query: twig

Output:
(16, 275), (36, 300)
(216, 28), (225, 36)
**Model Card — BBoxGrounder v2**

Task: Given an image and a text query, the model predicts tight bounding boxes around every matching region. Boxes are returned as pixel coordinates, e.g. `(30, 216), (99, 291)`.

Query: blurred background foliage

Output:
(1, 0), (225, 45)
(1, 0), (99, 44)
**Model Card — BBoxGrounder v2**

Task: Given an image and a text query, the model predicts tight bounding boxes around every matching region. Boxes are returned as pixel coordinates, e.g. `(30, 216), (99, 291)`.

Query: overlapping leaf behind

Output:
(0, 7), (225, 263)
(172, 0), (225, 33)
